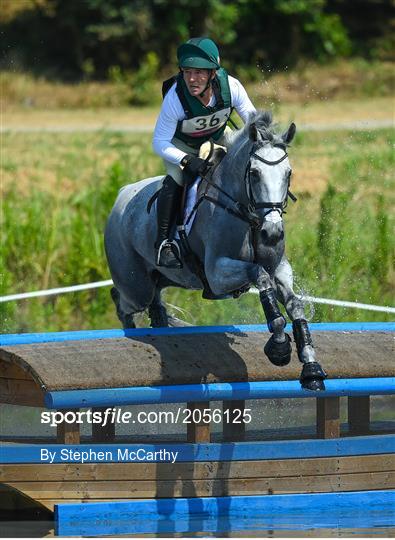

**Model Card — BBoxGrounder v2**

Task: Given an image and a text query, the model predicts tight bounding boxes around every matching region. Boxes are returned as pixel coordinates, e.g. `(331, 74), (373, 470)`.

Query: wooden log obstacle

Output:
(0, 322), (394, 536)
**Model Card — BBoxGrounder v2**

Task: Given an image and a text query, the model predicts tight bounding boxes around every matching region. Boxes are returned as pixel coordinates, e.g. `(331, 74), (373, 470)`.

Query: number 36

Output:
(195, 114), (221, 130)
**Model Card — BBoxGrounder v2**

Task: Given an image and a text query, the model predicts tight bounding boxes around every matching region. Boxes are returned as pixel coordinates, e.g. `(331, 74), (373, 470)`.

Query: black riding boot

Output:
(155, 175), (183, 269)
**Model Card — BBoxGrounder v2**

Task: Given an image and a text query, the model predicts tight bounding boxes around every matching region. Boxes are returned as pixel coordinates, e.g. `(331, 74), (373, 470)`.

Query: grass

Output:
(1, 127), (394, 333)
(2, 59), (394, 110)
(3, 95), (393, 135)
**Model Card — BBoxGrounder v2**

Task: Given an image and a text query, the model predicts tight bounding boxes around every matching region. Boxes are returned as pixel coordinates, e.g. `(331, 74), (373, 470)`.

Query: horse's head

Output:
(245, 113), (296, 245)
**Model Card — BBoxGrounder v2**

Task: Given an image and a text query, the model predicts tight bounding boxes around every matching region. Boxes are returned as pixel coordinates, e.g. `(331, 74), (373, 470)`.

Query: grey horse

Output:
(104, 111), (327, 391)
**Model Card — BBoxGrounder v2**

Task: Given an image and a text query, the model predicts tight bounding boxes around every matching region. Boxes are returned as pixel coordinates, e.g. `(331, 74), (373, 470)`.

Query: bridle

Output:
(186, 141), (297, 231)
(244, 142), (295, 222)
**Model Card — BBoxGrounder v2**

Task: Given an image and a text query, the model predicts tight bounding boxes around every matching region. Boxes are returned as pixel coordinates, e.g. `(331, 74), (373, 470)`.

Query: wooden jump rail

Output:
(0, 322), (394, 536)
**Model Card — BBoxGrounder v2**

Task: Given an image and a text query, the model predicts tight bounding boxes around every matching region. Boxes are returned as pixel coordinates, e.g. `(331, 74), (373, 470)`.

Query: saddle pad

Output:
(175, 141), (226, 239)
(174, 177), (201, 239)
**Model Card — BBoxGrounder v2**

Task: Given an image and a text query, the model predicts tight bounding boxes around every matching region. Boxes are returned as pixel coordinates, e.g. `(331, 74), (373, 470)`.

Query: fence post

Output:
(187, 401), (211, 442)
(92, 407), (116, 442)
(316, 397), (340, 439)
(348, 396), (370, 435)
(56, 409), (80, 444)
(223, 400), (246, 442)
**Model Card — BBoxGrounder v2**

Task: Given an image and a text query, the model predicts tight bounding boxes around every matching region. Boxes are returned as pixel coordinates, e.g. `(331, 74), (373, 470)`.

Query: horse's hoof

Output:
(302, 377), (326, 391)
(264, 334), (292, 366)
(300, 362), (327, 392)
(122, 313), (136, 329)
(149, 305), (168, 328)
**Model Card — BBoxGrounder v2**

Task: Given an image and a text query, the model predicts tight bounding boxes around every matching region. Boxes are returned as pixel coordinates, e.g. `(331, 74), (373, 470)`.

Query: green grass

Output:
(1, 128), (394, 333)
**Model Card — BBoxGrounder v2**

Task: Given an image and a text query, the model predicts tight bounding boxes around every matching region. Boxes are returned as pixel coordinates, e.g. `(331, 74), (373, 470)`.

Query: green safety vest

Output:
(163, 68), (233, 148)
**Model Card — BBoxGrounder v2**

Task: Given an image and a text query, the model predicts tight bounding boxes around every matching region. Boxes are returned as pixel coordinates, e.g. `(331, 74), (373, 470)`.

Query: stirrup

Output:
(156, 239), (182, 268)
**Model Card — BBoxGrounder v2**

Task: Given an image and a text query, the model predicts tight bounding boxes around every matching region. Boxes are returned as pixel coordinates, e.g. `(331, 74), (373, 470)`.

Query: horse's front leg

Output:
(206, 256), (290, 364)
(255, 267), (293, 368)
(274, 257), (327, 391)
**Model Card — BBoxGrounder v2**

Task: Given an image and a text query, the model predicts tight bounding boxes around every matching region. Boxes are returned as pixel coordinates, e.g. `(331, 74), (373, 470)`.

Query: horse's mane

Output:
(226, 110), (286, 154)
(250, 110), (284, 144)
(216, 110), (289, 185)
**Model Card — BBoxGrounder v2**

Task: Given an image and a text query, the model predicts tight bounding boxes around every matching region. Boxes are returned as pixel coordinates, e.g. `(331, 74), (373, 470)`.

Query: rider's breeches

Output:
(163, 127), (232, 186)
(163, 137), (200, 186)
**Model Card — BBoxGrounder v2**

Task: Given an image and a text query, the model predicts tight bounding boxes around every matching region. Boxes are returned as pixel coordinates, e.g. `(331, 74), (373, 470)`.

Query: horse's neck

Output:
(215, 155), (248, 203)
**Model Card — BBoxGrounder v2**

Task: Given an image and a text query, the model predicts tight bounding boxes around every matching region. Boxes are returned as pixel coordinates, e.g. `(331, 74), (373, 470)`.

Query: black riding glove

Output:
(181, 155), (209, 179)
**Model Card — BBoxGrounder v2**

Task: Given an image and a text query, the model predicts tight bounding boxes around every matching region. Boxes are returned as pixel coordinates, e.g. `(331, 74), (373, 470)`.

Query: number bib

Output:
(180, 108), (231, 138)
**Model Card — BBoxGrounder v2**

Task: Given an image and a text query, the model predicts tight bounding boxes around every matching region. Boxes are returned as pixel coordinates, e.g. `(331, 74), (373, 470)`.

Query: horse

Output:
(104, 111), (327, 391)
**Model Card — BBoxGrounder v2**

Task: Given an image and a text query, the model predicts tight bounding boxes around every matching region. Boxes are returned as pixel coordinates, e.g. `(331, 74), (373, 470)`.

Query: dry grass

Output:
(2, 59), (394, 110)
(1, 72), (159, 109)
(3, 96), (393, 131)
(275, 96), (394, 126)
(248, 60), (394, 103)
(292, 156), (331, 195)
(2, 106), (158, 129)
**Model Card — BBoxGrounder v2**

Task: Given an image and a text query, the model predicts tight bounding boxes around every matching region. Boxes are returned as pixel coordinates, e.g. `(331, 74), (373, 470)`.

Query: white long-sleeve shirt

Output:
(153, 75), (256, 164)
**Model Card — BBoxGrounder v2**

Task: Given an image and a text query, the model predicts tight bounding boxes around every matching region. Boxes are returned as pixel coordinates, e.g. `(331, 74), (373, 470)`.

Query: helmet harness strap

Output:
(199, 70), (214, 98)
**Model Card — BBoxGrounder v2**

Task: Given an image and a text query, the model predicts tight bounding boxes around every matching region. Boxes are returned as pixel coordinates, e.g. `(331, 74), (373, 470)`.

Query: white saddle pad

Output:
(175, 141), (226, 239)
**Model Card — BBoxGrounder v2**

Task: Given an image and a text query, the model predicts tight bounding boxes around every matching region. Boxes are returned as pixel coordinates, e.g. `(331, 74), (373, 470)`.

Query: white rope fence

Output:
(0, 280), (113, 302)
(1, 279), (394, 314)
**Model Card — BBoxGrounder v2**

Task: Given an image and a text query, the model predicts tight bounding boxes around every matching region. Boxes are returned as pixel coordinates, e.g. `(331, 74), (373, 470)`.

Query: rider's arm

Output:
(228, 75), (256, 124)
(152, 86), (188, 165)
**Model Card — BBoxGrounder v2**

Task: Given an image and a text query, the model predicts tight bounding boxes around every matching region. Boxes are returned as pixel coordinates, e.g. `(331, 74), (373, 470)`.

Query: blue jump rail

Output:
(1, 322), (394, 346)
(44, 377), (395, 409)
(55, 490), (395, 536)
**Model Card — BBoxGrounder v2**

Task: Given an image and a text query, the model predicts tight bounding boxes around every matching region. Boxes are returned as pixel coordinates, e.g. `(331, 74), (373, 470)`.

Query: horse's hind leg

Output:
(274, 257), (327, 391)
(108, 248), (157, 329)
(110, 286), (135, 329)
(148, 288), (169, 328)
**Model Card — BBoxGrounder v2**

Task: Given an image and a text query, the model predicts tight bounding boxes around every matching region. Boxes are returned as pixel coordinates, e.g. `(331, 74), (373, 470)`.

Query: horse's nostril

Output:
(261, 223), (284, 244)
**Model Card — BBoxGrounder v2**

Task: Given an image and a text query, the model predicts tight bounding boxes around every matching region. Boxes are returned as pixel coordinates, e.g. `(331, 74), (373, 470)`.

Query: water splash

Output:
(293, 276), (316, 322)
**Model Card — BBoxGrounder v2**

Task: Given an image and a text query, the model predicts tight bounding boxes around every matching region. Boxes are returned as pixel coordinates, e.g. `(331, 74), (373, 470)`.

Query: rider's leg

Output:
(155, 174), (183, 268)
(155, 140), (199, 269)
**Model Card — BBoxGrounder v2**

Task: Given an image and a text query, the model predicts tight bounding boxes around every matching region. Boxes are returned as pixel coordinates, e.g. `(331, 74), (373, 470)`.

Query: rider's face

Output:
(182, 68), (213, 96)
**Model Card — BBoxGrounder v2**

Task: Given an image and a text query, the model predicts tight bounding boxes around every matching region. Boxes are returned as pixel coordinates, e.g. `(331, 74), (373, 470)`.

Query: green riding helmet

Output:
(177, 37), (220, 70)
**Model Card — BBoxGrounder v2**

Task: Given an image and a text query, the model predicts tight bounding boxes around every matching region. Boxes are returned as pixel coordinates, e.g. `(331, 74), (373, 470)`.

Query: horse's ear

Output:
(249, 123), (259, 142)
(282, 122), (296, 144)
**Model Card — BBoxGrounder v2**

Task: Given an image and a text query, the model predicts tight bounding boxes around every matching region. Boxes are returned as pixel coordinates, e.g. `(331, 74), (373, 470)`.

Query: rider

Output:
(153, 37), (256, 268)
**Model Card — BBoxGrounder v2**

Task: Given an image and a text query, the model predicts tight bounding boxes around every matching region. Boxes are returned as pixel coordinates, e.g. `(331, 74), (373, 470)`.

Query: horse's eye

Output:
(250, 169), (260, 180)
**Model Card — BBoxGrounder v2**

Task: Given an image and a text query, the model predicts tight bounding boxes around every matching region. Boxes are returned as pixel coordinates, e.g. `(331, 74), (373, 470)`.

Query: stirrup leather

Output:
(156, 239), (182, 266)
